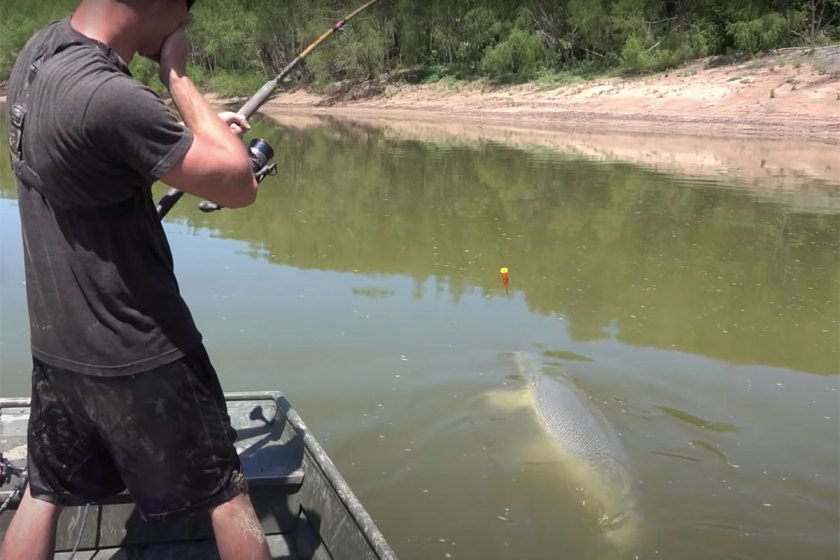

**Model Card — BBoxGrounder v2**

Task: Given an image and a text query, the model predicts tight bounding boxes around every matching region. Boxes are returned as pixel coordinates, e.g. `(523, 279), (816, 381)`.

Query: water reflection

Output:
(1, 108), (838, 376)
(170, 117), (839, 375)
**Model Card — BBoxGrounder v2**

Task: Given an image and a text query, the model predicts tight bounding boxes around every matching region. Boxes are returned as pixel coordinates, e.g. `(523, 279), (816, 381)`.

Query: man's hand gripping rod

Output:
(156, 0), (383, 219)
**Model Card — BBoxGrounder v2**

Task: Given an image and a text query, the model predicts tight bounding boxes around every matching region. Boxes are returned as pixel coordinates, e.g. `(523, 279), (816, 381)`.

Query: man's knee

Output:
(211, 491), (260, 522)
(18, 485), (64, 517)
(0, 486), (64, 560)
(210, 492), (269, 559)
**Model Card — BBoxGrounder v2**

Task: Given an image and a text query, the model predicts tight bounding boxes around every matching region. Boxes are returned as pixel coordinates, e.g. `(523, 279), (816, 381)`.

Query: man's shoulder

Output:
(15, 17), (72, 69)
(8, 20), (62, 94)
(25, 21), (59, 51)
(8, 17), (124, 103)
(41, 38), (142, 112)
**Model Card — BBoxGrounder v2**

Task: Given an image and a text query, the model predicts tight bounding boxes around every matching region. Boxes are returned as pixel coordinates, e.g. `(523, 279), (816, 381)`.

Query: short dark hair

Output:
(186, 0), (195, 10)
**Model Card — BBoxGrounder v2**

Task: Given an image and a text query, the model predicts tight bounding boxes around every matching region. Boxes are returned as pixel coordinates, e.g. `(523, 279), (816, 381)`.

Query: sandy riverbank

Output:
(261, 111), (840, 194)
(208, 47), (838, 198)
(2, 48), (837, 192)
(2, 47), (838, 143)
(240, 46), (840, 145)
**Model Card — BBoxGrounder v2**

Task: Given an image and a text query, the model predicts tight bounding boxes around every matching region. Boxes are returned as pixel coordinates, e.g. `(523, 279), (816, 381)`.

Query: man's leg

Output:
(0, 486), (63, 560)
(9, 359), (119, 560)
(82, 346), (269, 558)
(210, 492), (270, 560)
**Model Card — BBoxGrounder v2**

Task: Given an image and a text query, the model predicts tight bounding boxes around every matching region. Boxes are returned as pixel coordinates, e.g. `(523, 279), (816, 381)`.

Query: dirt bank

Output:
(2, 47), (837, 143)
(204, 48), (838, 197)
(265, 112), (840, 193)
(2, 48), (837, 191)
(248, 46), (840, 145)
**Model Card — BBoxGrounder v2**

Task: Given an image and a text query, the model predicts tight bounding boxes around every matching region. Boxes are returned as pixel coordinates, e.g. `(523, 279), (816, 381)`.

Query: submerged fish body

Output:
(513, 352), (640, 547)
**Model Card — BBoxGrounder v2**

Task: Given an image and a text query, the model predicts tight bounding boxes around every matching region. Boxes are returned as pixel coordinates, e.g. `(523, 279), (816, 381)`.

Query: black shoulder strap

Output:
(8, 31), (88, 180)
(8, 26), (137, 218)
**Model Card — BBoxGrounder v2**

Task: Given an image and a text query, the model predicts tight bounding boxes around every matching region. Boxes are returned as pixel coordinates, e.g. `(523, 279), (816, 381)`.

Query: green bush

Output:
(456, 7), (507, 73)
(0, 0), (76, 81)
(128, 57), (166, 95)
(482, 28), (546, 79)
(304, 18), (389, 88)
(203, 70), (267, 99)
(621, 27), (709, 74)
(186, 0), (261, 72)
(726, 13), (797, 55)
(1, 0), (837, 89)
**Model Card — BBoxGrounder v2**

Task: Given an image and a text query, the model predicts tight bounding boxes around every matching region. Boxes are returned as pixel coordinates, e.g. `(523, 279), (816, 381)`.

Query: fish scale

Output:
(530, 367), (631, 487)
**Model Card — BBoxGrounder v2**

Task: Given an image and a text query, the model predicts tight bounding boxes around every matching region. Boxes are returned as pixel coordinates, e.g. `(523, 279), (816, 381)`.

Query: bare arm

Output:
(157, 29), (257, 209)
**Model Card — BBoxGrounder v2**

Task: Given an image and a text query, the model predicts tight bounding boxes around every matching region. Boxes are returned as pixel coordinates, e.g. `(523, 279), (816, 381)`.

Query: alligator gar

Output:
(513, 351), (640, 548)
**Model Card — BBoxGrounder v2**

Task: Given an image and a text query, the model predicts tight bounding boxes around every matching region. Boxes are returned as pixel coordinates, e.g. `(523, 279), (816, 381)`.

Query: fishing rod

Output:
(157, 0), (383, 219)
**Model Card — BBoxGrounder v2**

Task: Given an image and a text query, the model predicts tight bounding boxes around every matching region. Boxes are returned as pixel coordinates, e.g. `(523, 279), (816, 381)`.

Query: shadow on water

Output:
(654, 405), (740, 433)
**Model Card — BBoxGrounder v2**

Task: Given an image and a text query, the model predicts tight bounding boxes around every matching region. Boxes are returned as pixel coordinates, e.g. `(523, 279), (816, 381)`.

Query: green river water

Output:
(0, 109), (838, 560)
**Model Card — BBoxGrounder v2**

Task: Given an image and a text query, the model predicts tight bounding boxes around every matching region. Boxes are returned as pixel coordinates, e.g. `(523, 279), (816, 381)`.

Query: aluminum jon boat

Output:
(0, 392), (397, 559)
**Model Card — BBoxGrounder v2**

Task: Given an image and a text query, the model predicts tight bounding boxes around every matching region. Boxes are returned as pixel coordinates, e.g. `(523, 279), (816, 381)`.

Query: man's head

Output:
(133, 0), (192, 62)
(71, 0), (194, 64)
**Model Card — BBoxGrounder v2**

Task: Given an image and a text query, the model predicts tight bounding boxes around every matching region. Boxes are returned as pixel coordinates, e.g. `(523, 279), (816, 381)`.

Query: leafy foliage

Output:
(0, 0), (76, 79)
(482, 28), (547, 79)
(1, 0), (838, 87)
(728, 13), (796, 54)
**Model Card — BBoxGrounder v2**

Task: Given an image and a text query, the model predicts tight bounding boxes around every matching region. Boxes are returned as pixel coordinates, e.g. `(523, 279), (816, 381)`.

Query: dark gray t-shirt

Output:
(7, 17), (202, 375)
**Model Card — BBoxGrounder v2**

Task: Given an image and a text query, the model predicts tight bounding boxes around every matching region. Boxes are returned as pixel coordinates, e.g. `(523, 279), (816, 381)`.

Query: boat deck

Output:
(0, 392), (395, 560)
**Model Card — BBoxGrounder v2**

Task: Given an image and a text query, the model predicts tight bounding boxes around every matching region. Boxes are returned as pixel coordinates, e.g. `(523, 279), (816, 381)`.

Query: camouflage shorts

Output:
(27, 345), (247, 520)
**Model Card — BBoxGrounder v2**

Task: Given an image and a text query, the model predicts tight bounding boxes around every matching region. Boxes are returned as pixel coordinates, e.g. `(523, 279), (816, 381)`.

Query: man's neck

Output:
(69, 0), (137, 65)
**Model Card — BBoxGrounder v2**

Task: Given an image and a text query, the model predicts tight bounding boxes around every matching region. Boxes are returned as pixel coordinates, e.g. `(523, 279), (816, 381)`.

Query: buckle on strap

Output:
(8, 102), (26, 159)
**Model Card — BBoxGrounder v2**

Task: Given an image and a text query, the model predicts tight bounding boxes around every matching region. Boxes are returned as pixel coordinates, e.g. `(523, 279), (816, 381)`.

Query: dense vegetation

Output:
(2, 0), (839, 95)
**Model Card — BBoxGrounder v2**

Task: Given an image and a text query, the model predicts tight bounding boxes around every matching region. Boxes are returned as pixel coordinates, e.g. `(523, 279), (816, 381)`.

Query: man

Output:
(1, 0), (270, 559)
